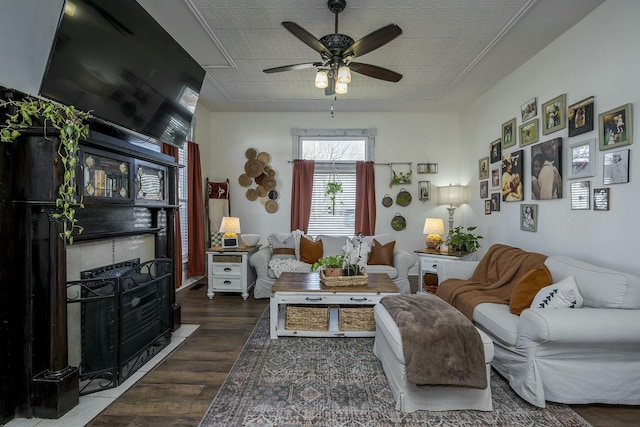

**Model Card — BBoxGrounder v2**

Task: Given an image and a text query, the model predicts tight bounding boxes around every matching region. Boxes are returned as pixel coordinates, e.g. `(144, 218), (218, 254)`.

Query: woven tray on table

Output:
(319, 270), (368, 287)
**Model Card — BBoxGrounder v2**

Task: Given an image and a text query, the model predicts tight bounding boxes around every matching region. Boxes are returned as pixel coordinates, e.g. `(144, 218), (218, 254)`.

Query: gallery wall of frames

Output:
(478, 93), (632, 232)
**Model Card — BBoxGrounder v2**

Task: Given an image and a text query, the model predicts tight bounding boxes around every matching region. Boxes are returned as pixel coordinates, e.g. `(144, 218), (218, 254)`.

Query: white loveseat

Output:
(249, 232), (414, 298)
(438, 254), (640, 408)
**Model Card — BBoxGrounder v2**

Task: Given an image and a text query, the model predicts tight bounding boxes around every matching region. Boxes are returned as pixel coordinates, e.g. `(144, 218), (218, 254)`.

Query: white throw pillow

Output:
(531, 276), (584, 309)
(267, 230), (304, 260)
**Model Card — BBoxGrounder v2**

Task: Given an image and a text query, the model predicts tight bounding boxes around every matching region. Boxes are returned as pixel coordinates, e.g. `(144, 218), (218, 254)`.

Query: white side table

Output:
(206, 245), (258, 300)
(415, 249), (476, 293)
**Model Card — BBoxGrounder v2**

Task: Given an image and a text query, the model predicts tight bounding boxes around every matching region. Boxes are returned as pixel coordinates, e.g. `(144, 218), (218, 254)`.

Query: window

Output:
(292, 128), (375, 236)
(178, 145), (188, 262)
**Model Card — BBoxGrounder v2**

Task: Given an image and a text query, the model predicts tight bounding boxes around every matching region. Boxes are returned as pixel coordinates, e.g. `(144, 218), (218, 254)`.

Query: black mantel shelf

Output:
(73, 227), (164, 242)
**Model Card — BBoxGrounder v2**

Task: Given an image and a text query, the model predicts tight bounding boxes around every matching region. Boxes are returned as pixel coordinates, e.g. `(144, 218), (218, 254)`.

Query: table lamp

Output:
(437, 184), (468, 236)
(219, 216), (241, 248)
(423, 218), (445, 250)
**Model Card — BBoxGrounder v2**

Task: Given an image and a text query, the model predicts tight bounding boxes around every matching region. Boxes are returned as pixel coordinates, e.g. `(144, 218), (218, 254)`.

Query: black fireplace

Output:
(67, 258), (172, 395)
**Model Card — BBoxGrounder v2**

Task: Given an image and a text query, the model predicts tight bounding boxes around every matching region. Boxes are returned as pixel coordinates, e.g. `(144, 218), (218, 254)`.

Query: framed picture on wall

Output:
(502, 150), (524, 202)
(593, 188), (610, 211)
(531, 138), (563, 200)
(521, 97), (537, 122)
(479, 157), (489, 180)
(542, 94), (567, 135)
(519, 118), (539, 146)
(520, 204), (538, 232)
(480, 181), (489, 199)
(603, 149), (629, 184)
(490, 139), (502, 163)
(598, 103), (633, 150)
(567, 96), (595, 137)
(568, 138), (596, 180)
(491, 167), (500, 189)
(491, 193), (501, 211)
(570, 181), (590, 210)
(418, 180), (431, 201)
(485, 200), (492, 214)
(502, 118), (517, 149)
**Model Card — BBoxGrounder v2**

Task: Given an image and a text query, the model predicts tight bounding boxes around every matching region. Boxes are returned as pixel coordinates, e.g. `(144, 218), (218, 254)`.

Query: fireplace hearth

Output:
(67, 258), (173, 395)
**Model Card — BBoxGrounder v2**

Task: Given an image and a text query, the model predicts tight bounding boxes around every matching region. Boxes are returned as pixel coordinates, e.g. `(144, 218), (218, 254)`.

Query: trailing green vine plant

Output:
(0, 96), (90, 244)
(325, 180), (343, 215)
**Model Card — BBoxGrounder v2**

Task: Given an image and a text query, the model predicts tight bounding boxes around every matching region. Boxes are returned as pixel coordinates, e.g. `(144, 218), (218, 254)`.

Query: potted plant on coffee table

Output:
(312, 254), (345, 277)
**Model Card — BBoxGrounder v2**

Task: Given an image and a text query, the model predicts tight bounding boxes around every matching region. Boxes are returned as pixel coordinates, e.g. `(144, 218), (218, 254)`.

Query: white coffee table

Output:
(270, 272), (400, 339)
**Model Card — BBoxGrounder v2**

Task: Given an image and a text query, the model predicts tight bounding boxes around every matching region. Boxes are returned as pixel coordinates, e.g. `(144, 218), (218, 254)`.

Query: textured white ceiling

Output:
(138, 0), (604, 112)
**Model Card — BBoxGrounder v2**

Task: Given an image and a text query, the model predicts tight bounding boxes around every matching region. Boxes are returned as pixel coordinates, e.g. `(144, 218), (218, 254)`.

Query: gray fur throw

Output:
(380, 294), (487, 389)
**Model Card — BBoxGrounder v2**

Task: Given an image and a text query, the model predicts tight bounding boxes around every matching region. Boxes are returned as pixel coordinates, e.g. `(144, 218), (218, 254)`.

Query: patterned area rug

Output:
(200, 309), (591, 426)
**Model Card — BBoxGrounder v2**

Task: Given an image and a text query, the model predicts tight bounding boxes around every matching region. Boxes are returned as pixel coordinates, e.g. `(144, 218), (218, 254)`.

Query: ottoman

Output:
(373, 303), (494, 412)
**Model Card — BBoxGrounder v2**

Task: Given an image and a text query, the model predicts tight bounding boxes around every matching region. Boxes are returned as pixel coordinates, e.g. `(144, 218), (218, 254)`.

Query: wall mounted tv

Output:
(40, 0), (205, 148)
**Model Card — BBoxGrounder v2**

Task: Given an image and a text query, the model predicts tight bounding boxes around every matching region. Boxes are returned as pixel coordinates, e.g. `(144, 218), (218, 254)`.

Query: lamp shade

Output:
(337, 65), (351, 84)
(314, 70), (329, 89)
(335, 81), (348, 95)
(437, 184), (468, 206)
(423, 218), (445, 235)
(219, 216), (241, 235)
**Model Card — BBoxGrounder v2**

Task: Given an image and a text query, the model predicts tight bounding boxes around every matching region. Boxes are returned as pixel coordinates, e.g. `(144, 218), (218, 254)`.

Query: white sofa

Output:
(438, 255), (640, 408)
(249, 233), (414, 298)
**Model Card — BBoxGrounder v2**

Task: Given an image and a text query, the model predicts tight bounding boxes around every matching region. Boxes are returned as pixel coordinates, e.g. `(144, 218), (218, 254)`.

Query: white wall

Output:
(0, 0), (63, 94)
(459, 0), (640, 275)
(202, 111), (462, 261)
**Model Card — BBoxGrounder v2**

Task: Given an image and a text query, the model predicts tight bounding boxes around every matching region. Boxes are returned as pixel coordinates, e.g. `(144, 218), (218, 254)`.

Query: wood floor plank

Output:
(85, 279), (639, 426)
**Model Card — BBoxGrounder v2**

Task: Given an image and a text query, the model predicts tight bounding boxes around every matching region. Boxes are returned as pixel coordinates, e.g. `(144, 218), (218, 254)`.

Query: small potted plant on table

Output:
(312, 254), (345, 277)
(446, 226), (483, 253)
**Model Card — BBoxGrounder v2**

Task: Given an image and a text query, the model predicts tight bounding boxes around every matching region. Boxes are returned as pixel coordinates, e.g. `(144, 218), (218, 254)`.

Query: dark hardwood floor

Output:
(87, 279), (640, 426)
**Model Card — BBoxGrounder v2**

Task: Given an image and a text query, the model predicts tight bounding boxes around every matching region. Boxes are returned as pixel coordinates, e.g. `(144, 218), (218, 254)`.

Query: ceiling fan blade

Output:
(282, 22), (332, 58)
(263, 62), (323, 73)
(349, 62), (402, 82)
(342, 24), (402, 59)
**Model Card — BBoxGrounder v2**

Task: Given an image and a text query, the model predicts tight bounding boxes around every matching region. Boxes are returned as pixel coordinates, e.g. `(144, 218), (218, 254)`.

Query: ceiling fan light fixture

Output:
(335, 81), (348, 95)
(314, 70), (329, 88)
(337, 65), (351, 83)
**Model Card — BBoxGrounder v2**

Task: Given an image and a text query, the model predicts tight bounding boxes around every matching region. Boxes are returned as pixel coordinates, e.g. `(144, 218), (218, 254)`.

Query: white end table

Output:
(206, 245), (258, 299)
(415, 248), (476, 293)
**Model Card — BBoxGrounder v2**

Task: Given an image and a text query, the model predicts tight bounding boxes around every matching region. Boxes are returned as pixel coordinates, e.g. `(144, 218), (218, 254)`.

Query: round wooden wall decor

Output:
(265, 200), (278, 213)
(239, 174), (252, 187)
(246, 188), (257, 201)
(239, 147), (280, 207)
(245, 147), (257, 159)
(244, 159), (264, 177)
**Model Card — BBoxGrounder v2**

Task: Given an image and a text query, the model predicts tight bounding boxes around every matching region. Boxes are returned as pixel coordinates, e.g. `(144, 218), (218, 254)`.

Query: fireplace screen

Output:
(67, 258), (172, 395)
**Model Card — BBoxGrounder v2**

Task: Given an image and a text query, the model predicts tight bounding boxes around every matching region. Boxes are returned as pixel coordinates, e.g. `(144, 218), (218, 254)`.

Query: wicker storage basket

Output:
(339, 306), (376, 331)
(320, 270), (368, 287)
(285, 305), (329, 331)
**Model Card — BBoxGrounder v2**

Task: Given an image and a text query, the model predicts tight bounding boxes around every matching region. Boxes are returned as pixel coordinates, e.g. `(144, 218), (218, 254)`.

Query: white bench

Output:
(373, 303), (494, 412)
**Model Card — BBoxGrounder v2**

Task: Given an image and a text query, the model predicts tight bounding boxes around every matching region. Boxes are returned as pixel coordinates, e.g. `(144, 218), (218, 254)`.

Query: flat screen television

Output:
(39, 0), (205, 148)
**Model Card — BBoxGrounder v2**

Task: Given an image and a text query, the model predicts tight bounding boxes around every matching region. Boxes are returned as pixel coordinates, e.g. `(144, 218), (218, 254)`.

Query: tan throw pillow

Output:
(509, 265), (553, 315)
(300, 236), (323, 264)
(367, 239), (395, 266)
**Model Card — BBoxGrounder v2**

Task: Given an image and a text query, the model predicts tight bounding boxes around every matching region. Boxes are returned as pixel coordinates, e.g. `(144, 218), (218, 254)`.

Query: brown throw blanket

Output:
(380, 294), (487, 389)
(436, 244), (547, 320)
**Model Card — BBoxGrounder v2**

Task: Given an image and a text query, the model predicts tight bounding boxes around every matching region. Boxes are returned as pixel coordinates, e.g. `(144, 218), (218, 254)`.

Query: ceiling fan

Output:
(263, 0), (403, 96)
